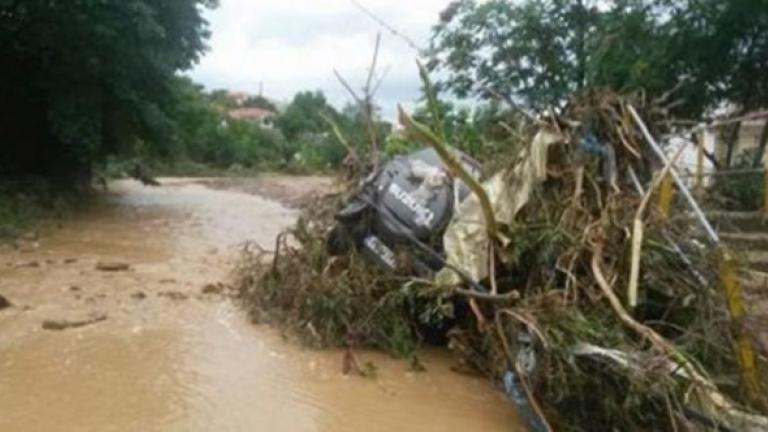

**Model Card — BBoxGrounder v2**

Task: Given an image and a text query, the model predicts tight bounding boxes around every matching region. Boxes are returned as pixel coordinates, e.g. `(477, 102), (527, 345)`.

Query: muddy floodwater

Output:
(0, 178), (521, 432)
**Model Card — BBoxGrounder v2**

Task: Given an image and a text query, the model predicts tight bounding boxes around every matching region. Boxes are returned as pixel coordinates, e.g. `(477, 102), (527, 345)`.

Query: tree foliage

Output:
(0, 0), (216, 181)
(273, 92), (392, 171)
(164, 77), (288, 169)
(276, 91), (335, 142)
(164, 83), (381, 172)
(241, 95), (278, 112)
(429, 0), (768, 117)
(386, 100), (512, 163)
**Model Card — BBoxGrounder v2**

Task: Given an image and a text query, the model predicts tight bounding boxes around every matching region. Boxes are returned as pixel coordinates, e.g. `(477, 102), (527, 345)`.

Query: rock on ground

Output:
(41, 313), (107, 331)
(95, 261), (131, 271)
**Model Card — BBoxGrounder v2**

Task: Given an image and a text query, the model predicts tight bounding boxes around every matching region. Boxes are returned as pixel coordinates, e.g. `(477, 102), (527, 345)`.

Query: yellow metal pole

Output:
(628, 106), (764, 406)
(719, 249), (764, 406)
(657, 173), (674, 220)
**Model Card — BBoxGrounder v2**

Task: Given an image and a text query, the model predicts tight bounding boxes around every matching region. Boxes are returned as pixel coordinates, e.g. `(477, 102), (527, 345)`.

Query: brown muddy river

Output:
(0, 178), (521, 432)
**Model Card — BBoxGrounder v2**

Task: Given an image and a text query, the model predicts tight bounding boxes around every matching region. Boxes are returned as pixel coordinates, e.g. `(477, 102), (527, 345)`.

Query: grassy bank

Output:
(0, 180), (80, 241)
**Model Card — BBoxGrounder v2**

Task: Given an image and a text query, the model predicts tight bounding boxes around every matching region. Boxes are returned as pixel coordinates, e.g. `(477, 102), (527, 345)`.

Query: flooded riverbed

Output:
(0, 178), (521, 432)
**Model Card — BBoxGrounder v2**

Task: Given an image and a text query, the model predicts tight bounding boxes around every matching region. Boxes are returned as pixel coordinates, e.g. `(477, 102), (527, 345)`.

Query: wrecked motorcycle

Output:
(327, 147), (547, 431)
(326, 147), (481, 280)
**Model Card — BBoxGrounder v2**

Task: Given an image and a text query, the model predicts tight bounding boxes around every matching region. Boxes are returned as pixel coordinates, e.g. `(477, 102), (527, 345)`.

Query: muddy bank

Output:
(194, 173), (335, 208)
(0, 177), (520, 432)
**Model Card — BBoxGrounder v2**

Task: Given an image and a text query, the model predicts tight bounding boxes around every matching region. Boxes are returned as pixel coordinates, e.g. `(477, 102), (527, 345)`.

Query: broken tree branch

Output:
(333, 34), (384, 169)
(627, 141), (688, 308)
(398, 106), (499, 241)
(320, 111), (361, 168)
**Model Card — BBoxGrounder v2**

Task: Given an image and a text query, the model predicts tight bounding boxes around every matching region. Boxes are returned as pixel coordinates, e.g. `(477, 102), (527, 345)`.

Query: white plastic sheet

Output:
(437, 128), (563, 285)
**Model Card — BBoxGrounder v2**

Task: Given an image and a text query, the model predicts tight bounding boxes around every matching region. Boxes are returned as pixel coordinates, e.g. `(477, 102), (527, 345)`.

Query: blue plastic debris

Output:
(578, 131), (618, 189)
(578, 132), (603, 156)
(503, 370), (547, 432)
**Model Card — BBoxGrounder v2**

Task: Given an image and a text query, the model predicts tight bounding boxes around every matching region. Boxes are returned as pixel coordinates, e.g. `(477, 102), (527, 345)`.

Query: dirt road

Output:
(0, 177), (521, 432)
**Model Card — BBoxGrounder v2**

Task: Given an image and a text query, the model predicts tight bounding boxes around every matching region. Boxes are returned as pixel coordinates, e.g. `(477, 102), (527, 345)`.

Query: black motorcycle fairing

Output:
(327, 147), (481, 276)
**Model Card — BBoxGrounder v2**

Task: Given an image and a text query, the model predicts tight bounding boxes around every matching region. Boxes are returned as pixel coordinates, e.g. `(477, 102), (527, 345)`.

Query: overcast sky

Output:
(188, 0), (452, 118)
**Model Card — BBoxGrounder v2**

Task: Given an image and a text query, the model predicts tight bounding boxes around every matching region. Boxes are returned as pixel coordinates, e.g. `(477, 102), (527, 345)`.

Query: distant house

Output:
(228, 107), (276, 128)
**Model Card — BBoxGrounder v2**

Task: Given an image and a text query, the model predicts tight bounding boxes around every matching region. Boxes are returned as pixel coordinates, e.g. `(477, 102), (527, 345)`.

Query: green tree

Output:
(669, 0), (768, 166)
(167, 77), (290, 169)
(275, 91), (343, 168)
(336, 102), (391, 158)
(274, 91), (393, 170)
(429, 0), (603, 110)
(276, 91), (335, 141)
(242, 95), (277, 112)
(399, 98), (516, 161)
(167, 77), (226, 163)
(0, 0), (217, 182)
(208, 89), (240, 110)
(429, 0), (768, 120)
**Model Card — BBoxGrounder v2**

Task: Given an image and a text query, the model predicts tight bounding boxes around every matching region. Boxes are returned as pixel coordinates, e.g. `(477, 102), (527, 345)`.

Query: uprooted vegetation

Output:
(237, 196), (440, 358)
(237, 90), (768, 431)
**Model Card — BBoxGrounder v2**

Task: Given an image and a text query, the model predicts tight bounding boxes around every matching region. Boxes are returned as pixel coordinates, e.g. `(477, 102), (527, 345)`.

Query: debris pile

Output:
(238, 90), (768, 431)
(238, 197), (438, 359)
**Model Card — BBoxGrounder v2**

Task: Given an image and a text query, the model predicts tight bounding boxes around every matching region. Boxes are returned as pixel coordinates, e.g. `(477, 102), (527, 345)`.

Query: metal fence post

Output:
(695, 128), (705, 201)
(628, 105), (763, 406)
(763, 154), (768, 222)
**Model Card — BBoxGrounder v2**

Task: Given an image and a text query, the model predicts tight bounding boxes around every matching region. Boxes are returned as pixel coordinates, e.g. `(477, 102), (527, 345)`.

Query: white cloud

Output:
(187, 0), (452, 119)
